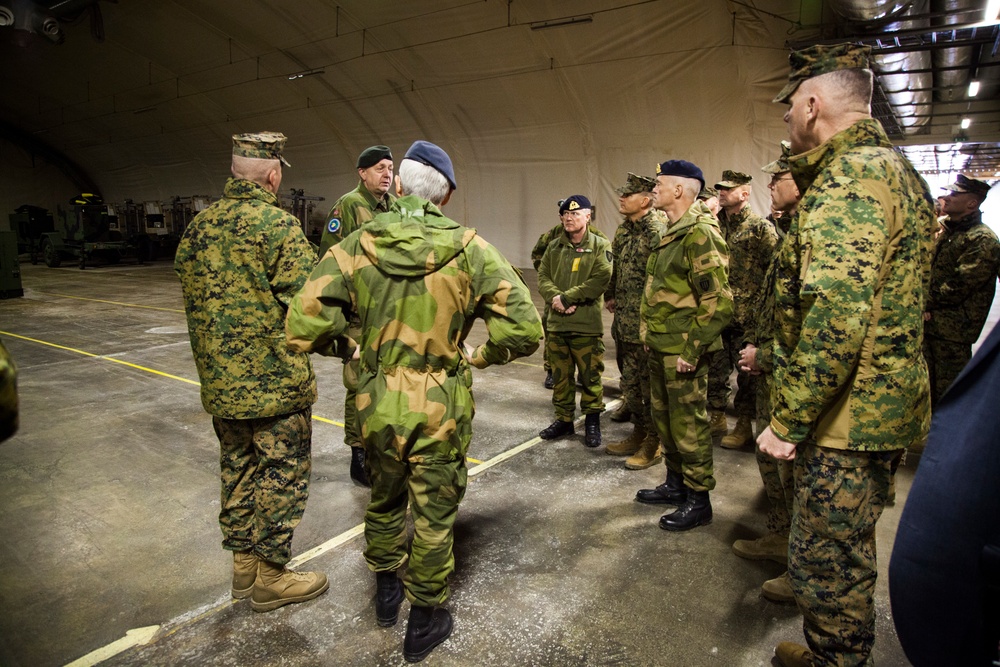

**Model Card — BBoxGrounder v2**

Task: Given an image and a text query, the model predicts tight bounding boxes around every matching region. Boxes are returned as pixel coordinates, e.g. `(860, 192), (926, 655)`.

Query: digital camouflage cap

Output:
(615, 172), (657, 196)
(762, 141), (793, 175)
(232, 132), (291, 167)
(943, 174), (992, 200)
(715, 170), (752, 189)
(698, 185), (719, 200)
(774, 42), (872, 103)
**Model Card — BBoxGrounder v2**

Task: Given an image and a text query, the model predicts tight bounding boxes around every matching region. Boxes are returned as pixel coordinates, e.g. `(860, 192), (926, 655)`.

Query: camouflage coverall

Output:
(709, 205), (778, 420)
(923, 210), (1000, 405)
(318, 181), (396, 452)
(538, 230), (613, 420)
(0, 339), (17, 443)
(606, 211), (665, 434)
(641, 200), (732, 491)
(771, 119), (935, 666)
(287, 194), (542, 606)
(175, 177), (318, 564)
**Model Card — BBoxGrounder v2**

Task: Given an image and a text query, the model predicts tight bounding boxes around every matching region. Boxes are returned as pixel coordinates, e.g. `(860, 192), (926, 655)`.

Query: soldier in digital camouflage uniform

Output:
(697, 185), (721, 219)
(759, 44), (936, 667)
(634, 160), (732, 532)
(711, 170), (779, 449)
(604, 173), (666, 469)
(537, 194), (613, 448)
(924, 174), (1000, 406)
(287, 141), (542, 662)
(0, 339), (18, 443)
(175, 132), (329, 614)
(318, 145), (397, 487)
(532, 207), (608, 389)
(732, 141), (799, 604)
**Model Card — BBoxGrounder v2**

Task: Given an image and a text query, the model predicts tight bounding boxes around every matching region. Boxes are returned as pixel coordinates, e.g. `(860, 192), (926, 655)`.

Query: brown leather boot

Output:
(720, 416), (753, 449)
(774, 641), (815, 666)
(709, 410), (728, 435)
(606, 425), (645, 456)
(624, 434), (663, 470)
(232, 551), (258, 599)
(251, 560), (329, 613)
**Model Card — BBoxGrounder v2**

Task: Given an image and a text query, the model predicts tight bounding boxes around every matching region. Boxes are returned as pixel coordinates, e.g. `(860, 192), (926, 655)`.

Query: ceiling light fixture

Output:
(968, 80), (980, 97)
(961, 117), (972, 129)
(986, 0), (1000, 22)
(288, 69), (325, 80)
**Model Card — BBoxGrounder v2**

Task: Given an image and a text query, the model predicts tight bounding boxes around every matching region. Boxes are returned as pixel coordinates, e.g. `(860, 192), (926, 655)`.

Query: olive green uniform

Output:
(287, 194), (542, 606)
(175, 177), (318, 564)
(0, 339), (18, 443)
(538, 230), (613, 420)
(641, 200), (733, 491)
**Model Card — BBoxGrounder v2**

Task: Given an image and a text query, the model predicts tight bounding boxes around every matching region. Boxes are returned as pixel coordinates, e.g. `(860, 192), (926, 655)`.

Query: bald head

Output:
(232, 155), (282, 193)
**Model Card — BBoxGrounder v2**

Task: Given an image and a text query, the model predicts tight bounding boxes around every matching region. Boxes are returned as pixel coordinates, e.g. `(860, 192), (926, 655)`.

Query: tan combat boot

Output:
(761, 571), (796, 604)
(606, 425), (645, 456)
(774, 641), (815, 666)
(609, 403), (632, 422)
(720, 416), (753, 449)
(232, 551), (258, 599)
(709, 410), (728, 436)
(731, 532), (788, 564)
(625, 434), (663, 470)
(251, 560), (330, 613)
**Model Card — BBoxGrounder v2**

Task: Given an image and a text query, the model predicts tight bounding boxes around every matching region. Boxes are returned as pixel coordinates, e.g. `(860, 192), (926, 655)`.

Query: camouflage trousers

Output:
(541, 306), (552, 372)
(361, 365), (473, 607)
(648, 350), (715, 491)
(923, 335), (972, 408)
(343, 357), (362, 448)
(615, 339), (655, 433)
(789, 442), (897, 667)
(546, 333), (605, 420)
(755, 374), (794, 535)
(707, 326), (757, 419)
(213, 407), (312, 565)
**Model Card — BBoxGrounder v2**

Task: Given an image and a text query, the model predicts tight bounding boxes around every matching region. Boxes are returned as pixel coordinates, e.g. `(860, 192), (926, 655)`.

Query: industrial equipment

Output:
(0, 231), (24, 299)
(38, 193), (144, 269)
(8, 204), (54, 264)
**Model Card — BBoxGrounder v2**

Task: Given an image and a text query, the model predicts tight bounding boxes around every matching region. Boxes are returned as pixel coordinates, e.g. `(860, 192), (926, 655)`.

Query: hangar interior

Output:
(1, 1), (999, 666)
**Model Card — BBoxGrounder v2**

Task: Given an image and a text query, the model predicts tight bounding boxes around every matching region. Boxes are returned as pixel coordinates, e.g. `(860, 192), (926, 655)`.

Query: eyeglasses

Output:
(770, 175), (794, 185)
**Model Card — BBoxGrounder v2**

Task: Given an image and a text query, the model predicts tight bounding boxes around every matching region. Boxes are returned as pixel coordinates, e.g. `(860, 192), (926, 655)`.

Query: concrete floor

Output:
(0, 260), (919, 667)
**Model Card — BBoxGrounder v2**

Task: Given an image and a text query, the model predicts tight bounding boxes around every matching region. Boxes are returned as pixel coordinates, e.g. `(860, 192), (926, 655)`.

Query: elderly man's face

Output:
(561, 208), (591, 236)
(359, 158), (394, 197)
(653, 176), (676, 211)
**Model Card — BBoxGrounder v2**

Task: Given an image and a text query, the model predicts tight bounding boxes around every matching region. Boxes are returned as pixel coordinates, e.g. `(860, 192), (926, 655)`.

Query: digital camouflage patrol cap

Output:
(559, 194), (592, 214)
(232, 132), (291, 167)
(944, 174), (992, 200)
(762, 141), (793, 175)
(615, 172), (657, 196)
(715, 170), (752, 189)
(697, 185), (719, 200)
(774, 42), (872, 103)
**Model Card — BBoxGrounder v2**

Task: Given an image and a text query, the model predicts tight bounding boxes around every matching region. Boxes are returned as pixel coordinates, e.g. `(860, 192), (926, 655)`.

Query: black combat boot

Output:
(635, 468), (687, 505)
(584, 413), (601, 447)
(350, 447), (371, 487)
(543, 370), (554, 389)
(375, 570), (404, 627)
(403, 605), (453, 663)
(659, 489), (713, 531)
(539, 419), (574, 440)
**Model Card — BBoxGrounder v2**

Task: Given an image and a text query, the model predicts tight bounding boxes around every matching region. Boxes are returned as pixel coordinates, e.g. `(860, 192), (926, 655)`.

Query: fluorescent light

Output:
(987, 0), (1000, 21)
(956, 142), (964, 151)
(968, 80), (980, 97)
(288, 69), (324, 80)
(961, 118), (972, 129)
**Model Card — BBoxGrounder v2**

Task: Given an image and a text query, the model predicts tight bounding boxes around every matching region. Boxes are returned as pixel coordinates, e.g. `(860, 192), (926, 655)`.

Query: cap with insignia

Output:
(774, 42), (872, 104)
(944, 174), (992, 200)
(698, 185), (719, 200)
(615, 172), (657, 196)
(357, 145), (393, 169)
(715, 170), (753, 189)
(559, 194), (592, 214)
(232, 132), (291, 167)
(656, 160), (705, 192)
(403, 140), (456, 190)
(762, 141), (793, 175)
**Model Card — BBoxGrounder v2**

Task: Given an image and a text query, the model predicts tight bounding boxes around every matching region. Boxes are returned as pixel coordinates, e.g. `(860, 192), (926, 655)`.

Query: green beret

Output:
(232, 132), (290, 167)
(774, 42), (872, 103)
(357, 145), (392, 169)
(615, 172), (657, 196)
(715, 170), (752, 189)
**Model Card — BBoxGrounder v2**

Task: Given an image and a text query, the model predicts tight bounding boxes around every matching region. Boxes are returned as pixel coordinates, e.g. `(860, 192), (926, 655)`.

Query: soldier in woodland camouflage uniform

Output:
(532, 209), (608, 389)
(732, 141), (799, 604)
(175, 132), (329, 613)
(760, 44), (935, 667)
(711, 170), (779, 448)
(0, 339), (17, 443)
(634, 160), (732, 532)
(604, 173), (666, 469)
(287, 141), (542, 662)
(924, 174), (1000, 406)
(537, 195), (613, 447)
(319, 145), (397, 487)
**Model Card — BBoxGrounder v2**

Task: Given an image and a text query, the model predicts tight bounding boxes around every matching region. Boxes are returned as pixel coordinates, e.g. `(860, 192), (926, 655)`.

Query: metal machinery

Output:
(8, 204), (55, 265)
(0, 230), (24, 299)
(282, 189), (325, 245)
(39, 193), (141, 269)
(165, 195), (213, 248)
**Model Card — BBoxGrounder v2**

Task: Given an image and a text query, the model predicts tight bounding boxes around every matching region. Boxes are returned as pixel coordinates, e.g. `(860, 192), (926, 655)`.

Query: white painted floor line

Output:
(65, 626), (160, 667)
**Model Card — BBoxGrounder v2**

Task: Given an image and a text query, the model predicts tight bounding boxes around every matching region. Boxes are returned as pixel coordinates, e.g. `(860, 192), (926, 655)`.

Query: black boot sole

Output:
(659, 514), (713, 531)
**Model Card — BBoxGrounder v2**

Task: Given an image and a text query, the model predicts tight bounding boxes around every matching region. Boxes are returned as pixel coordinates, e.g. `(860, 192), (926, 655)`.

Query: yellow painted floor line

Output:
(0, 330), (344, 427)
(64, 625), (160, 667)
(466, 456), (483, 464)
(35, 291), (185, 314)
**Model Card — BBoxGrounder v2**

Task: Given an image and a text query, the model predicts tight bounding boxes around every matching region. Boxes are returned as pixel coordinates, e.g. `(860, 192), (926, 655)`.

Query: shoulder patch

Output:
(327, 218), (341, 234)
(606, 251), (613, 262)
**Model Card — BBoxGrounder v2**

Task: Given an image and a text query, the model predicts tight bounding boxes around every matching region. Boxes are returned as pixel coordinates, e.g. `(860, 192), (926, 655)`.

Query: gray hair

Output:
(398, 158), (451, 204)
(231, 155), (278, 186)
